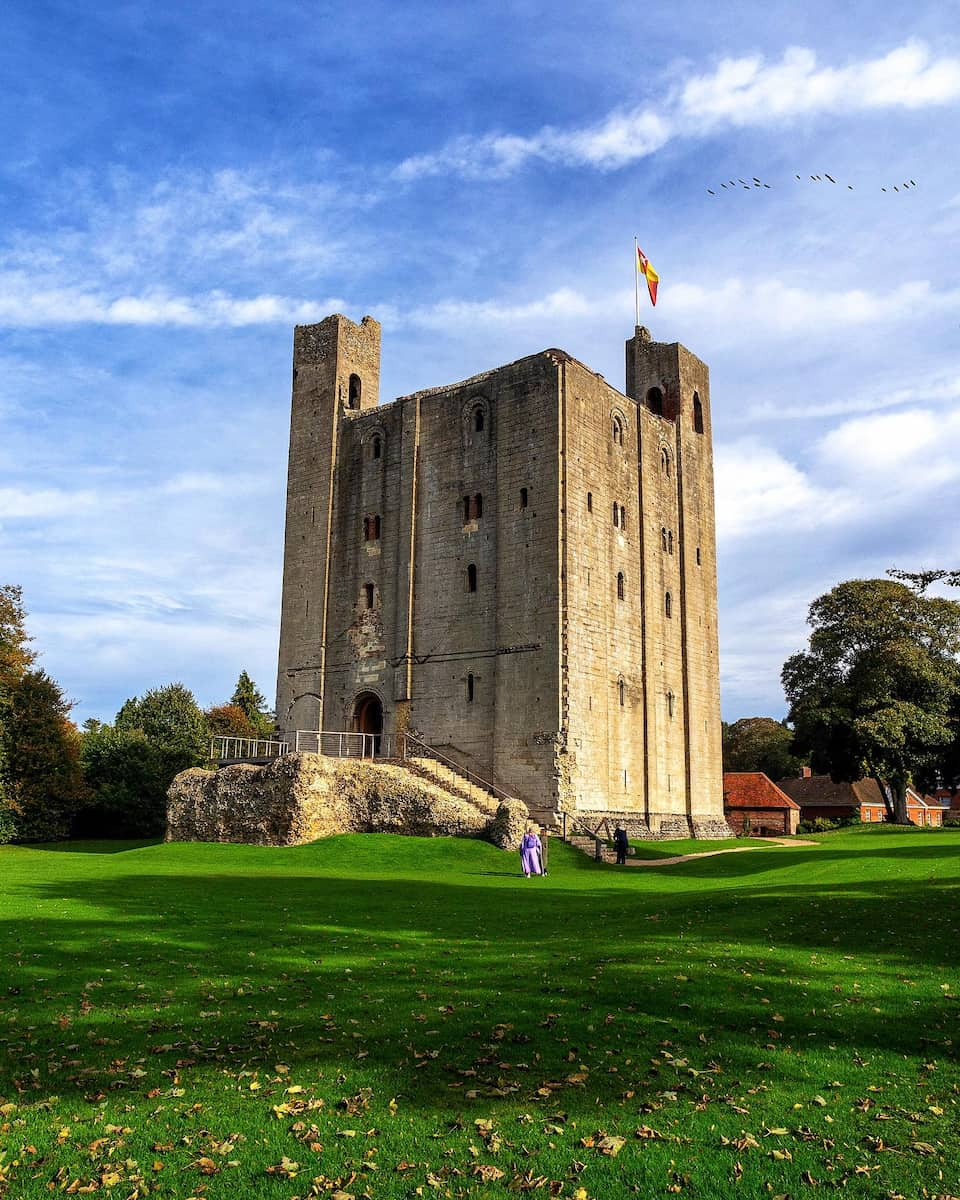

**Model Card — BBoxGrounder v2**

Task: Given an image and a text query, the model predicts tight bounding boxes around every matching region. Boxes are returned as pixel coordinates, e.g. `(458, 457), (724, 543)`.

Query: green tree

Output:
(81, 683), (210, 836)
(7, 670), (87, 841)
(0, 587), (37, 841)
(230, 670), (274, 735)
(888, 567), (960, 592)
(722, 716), (805, 780)
(782, 579), (960, 824)
(206, 703), (259, 740)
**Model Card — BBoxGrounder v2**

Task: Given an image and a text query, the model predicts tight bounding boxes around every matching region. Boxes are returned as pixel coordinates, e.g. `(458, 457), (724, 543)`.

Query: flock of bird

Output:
(706, 176), (918, 195)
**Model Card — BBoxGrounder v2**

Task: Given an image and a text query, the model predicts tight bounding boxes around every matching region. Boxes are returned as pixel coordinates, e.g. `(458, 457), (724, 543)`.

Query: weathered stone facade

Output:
(276, 314), (724, 832)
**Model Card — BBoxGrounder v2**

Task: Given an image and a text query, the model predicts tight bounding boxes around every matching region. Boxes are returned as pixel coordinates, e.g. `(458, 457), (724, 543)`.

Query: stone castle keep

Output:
(276, 313), (725, 835)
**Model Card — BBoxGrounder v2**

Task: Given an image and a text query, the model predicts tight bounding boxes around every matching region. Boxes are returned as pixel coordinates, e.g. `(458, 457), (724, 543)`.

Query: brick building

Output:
(723, 772), (800, 835)
(276, 313), (726, 834)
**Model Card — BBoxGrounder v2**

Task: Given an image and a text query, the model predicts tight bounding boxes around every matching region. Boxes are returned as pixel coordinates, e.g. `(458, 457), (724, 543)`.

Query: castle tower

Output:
(624, 326), (723, 830)
(276, 314), (381, 737)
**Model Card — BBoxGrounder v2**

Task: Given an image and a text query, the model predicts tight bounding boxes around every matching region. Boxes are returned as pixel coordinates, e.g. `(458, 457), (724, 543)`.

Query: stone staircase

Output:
(400, 756), (503, 817)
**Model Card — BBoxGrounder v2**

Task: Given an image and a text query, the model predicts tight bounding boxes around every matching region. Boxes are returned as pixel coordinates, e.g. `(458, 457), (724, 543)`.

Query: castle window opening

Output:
(474, 493), (483, 519)
(693, 393), (704, 434)
(613, 415), (624, 445)
(520, 487), (528, 509)
(617, 571), (625, 600)
(372, 435), (382, 460)
(374, 514), (381, 539)
(473, 407), (484, 432)
(348, 373), (362, 409)
(467, 563), (478, 592)
(660, 447), (671, 476)
(665, 591), (672, 618)
(646, 386), (664, 416)
(587, 491), (593, 512)
(613, 501), (619, 528)
(364, 582), (375, 609)
(696, 546), (702, 565)
(667, 689), (675, 718)
(364, 514), (381, 541)
(661, 527), (668, 552)
(618, 677), (625, 706)
(668, 530), (674, 554)
(467, 673), (475, 702)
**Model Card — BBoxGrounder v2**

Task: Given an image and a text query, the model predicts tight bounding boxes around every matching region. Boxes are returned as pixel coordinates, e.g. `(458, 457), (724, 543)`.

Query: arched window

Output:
(618, 678), (625, 707)
(520, 487), (528, 509)
(619, 504), (627, 530)
(467, 563), (478, 592)
(474, 407), (484, 432)
(348, 374), (362, 409)
(372, 435), (382, 460)
(617, 572), (625, 601)
(587, 492), (593, 513)
(612, 415), (624, 445)
(660, 447), (671, 477)
(661, 527), (668, 552)
(665, 591), (672, 618)
(474, 493), (483, 519)
(364, 583), (375, 609)
(646, 387), (664, 416)
(467, 673), (475, 703)
(693, 393), (704, 434)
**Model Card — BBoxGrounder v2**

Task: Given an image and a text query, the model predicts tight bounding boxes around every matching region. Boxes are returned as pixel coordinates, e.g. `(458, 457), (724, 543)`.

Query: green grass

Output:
(625, 836), (768, 860)
(1, 827), (958, 1198)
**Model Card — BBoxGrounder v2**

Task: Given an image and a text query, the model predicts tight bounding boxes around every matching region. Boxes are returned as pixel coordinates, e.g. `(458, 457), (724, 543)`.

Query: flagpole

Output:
(633, 236), (640, 328)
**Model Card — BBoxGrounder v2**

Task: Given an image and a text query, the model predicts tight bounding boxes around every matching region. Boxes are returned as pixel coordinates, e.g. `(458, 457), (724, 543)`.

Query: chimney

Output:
(800, 766), (812, 779)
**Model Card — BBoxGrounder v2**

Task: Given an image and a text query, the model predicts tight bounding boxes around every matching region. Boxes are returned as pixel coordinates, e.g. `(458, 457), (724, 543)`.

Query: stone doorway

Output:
(352, 692), (383, 755)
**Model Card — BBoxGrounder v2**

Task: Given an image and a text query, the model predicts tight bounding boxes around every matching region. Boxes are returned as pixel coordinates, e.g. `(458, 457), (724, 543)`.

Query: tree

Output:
(0, 587), (37, 841)
(888, 567), (960, 592)
(81, 683), (210, 836)
(722, 716), (805, 780)
(782, 579), (960, 824)
(206, 703), (259, 740)
(6, 670), (87, 841)
(230, 670), (274, 735)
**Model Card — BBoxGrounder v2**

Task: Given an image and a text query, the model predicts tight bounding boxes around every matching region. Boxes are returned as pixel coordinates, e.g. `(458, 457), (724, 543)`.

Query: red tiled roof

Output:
(723, 772), (800, 811)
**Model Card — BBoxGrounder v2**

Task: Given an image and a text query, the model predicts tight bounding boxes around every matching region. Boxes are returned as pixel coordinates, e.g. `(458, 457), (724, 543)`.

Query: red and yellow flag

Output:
(637, 245), (659, 306)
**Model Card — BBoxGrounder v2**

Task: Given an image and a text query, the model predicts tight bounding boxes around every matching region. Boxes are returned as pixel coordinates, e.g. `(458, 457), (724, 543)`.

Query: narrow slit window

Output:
(467, 673), (475, 703)
(696, 546), (702, 565)
(693, 393), (704, 434)
(364, 583), (375, 609)
(374, 514), (381, 539)
(587, 491), (593, 513)
(467, 563), (478, 592)
(668, 530), (674, 554)
(617, 571), (625, 601)
(661, 527), (668, 551)
(463, 495), (471, 521)
(519, 487), (528, 509)
(667, 689), (675, 718)
(665, 591), (672, 618)
(372, 435), (382, 460)
(660, 447), (671, 476)
(474, 408), (484, 432)
(474, 493), (483, 519)
(618, 678), (625, 707)
(613, 501), (619, 528)
(613, 415), (623, 445)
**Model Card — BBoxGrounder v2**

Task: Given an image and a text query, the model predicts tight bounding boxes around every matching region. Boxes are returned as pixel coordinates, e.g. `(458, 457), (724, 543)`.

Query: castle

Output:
(276, 313), (725, 835)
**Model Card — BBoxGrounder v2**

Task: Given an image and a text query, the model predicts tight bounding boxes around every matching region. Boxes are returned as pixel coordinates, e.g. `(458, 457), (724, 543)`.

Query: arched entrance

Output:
(352, 692), (383, 756)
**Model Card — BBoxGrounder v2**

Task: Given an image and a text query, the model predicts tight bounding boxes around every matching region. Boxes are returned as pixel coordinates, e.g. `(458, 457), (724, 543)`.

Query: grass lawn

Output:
(1, 827), (958, 1199)
(625, 837), (769, 861)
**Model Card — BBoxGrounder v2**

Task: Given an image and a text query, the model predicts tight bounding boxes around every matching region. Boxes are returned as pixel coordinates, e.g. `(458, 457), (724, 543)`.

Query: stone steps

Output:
(402, 757), (502, 816)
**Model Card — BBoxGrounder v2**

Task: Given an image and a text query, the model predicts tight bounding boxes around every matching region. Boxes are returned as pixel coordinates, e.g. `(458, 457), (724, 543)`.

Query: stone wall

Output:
(166, 753), (527, 848)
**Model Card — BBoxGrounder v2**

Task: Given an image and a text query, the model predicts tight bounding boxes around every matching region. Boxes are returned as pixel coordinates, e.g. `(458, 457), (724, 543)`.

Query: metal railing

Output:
(293, 730), (393, 759)
(563, 811), (608, 861)
(398, 733), (514, 803)
(209, 735), (289, 762)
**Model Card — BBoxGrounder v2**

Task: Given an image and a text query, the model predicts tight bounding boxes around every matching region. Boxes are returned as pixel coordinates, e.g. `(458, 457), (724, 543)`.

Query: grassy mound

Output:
(1, 827), (958, 1198)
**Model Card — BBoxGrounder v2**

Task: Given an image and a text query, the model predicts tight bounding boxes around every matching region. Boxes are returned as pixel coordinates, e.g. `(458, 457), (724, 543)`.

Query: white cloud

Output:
(395, 40), (960, 178)
(0, 486), (99, 519)
(817, 406), (960, 486)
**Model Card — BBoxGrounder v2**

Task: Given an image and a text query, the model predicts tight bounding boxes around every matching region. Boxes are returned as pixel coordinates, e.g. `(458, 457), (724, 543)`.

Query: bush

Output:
(798, 817), (841, 834)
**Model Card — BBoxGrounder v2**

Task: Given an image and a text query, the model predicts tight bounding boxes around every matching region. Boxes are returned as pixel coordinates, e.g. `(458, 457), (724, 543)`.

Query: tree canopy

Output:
(229, 670), (274, 735)
(722, 716), (805, 780)
(782, 578), (960, 822)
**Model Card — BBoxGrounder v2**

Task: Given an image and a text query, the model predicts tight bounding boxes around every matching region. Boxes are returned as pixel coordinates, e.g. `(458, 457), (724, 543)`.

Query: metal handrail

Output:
(293, 730), (393, 759)
(209, 736), (289, 761)
(564, 810), (607, 861)
(399, 733), (514, 803)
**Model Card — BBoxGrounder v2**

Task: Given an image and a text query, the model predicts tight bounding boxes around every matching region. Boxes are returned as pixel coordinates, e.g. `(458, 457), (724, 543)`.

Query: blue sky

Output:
(2, 0), (958, 725)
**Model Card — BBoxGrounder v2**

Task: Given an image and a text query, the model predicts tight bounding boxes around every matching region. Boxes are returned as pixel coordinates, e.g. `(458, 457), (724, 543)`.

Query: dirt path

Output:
(624, 836), (819, 868)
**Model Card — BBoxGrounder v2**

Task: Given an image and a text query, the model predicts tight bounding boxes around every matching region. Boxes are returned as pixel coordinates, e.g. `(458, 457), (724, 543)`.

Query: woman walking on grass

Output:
(520, 825), (543, 877)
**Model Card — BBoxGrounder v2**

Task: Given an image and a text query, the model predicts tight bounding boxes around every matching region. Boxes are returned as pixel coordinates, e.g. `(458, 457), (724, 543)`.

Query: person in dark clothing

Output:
(614, 823), (629, 865)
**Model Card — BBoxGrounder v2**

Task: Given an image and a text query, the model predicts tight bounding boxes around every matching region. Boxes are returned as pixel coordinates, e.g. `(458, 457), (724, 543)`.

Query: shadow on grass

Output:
(21, 838), (164, 854)
(2, 836), (958, 1115)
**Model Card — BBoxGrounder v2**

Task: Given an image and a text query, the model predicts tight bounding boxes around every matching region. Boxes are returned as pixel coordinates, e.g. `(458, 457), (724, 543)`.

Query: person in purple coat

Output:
(520, 826), (543, 877)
